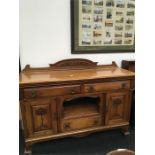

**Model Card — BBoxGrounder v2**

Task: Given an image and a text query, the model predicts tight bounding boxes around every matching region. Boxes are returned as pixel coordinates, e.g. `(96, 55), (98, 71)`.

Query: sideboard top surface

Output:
(20, 67), (134, 86)
(19, 59), (134, 87)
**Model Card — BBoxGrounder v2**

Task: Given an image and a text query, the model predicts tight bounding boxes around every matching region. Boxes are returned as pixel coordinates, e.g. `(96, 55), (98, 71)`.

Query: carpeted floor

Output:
(19, 128), (135, 155)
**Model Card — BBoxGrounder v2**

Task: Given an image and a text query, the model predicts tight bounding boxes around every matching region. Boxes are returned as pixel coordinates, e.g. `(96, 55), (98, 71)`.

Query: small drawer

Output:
(84, 81), (130, 93)
(23, 85), (81, 98)
(62, 116), (101, 131)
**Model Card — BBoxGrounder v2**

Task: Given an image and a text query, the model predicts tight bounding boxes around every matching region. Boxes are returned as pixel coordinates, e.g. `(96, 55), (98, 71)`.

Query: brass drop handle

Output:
(88, 85), (95, 93)
(64, 122), (70, 129)
(122, 83), (127, 88)
(69, 88), (76, 94)
(30, 90), (37, 98)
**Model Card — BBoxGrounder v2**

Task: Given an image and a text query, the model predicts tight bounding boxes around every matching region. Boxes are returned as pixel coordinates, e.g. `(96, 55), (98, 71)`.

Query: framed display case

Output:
(71, 0), (135, 54)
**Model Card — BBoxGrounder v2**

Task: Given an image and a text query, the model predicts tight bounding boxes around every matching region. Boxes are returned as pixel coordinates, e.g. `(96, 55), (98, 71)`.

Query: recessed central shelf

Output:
(63, 97), (100, 120)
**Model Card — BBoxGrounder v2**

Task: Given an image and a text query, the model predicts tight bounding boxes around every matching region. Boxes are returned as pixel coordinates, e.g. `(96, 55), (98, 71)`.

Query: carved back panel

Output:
(49, 58), (98, 70)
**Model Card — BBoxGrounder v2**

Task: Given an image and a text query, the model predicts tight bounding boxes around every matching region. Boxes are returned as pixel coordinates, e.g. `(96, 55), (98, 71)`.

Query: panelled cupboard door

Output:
(24, 97), (57, 138)
(105, 91), (130, 125)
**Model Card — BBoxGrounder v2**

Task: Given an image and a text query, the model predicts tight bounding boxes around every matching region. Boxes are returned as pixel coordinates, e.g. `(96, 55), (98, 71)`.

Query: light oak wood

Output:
(19, 59), (135, 154)
(84, 80), (130, 93)
(105, 91), (129, 125)
(23, 85), (81, 98)
(19, 61), (134, 87)
(62, 116), (102, 132)
(63, 101), (99, 119)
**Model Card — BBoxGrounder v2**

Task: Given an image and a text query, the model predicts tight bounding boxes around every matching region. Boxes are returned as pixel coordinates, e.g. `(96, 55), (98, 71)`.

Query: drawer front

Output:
(84, 81), (130, 93)
(23, 85), (81, 98)
(62, 116), (101, 132)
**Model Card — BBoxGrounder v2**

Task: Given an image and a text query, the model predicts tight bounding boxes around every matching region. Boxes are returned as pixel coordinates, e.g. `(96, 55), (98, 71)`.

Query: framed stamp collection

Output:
(71, 0), (135, 53)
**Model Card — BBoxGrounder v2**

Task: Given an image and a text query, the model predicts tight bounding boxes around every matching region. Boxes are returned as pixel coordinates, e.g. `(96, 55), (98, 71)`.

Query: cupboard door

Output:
(105, 91), (130, 125)
(24, 98), (57, 138)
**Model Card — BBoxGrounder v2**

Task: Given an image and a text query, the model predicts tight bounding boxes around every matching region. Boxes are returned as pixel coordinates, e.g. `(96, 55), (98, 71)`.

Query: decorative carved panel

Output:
(49, 58), (98, 70)
(112, 97), (122, 105)
(106, 92), (129, 125)
(111, 97), (123, 119)
(32, 105), (51, 132)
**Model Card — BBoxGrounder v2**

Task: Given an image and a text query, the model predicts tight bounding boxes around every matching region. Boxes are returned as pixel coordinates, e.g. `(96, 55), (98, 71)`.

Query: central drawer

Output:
(61, 116), (102, 132)
(84, 80), (130, 93)
(23, 85), (81, 98)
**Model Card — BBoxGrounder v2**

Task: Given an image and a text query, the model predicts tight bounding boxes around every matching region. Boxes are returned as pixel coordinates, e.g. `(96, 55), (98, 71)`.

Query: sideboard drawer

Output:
(23, 85), (81, 98)
(62, 116), (102, 132)
(84, 81), (130, 93)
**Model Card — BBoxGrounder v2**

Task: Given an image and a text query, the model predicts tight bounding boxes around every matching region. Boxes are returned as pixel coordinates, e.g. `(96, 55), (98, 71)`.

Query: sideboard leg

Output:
(24, 143), (32, 155)
(121, 126), (130, 135)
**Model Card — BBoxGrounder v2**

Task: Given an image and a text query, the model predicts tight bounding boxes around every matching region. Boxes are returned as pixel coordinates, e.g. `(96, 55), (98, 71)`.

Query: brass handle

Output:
(88, 85), (95, 93)
(122, 83), (127, 88)
(69, 88), (76, 94)
(64, 122), (70, 129)
(29, 90), (37, 98)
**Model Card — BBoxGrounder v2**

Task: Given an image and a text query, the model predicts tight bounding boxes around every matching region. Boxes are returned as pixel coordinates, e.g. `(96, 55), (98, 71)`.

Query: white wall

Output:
(19, 0), (135, 69)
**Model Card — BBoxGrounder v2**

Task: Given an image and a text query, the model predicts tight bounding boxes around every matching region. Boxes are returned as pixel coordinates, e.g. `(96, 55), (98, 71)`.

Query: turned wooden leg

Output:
(24, 143), (32, 155)
(121, 126), (130, 135)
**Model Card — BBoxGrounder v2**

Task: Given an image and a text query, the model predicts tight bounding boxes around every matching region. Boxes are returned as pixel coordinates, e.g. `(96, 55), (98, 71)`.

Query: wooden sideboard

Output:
(19, 59), (135, 154)
(122, 60), (135, 128)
